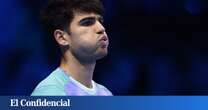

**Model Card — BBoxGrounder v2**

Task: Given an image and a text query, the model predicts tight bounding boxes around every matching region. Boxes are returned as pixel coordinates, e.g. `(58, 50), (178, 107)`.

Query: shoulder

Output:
(95, 82), (113, 96)
(31, 85), (66, 96)
(31, 68), (69, 96)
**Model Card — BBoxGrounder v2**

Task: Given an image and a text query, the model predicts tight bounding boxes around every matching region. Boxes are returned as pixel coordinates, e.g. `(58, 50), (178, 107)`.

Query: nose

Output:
(96, 21), (105, 34)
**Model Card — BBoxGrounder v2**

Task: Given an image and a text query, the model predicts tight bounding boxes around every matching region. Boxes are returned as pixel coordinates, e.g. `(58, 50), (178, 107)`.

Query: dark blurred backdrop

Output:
(0, 0), (208, 95)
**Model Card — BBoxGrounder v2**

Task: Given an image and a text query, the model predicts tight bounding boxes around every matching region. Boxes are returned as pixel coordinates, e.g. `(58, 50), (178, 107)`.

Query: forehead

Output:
(72, 12), (102, 22)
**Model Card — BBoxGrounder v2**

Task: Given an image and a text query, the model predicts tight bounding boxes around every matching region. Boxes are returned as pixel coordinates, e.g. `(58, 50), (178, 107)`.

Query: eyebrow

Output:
(79, 17), (95, 23)
(79, 16), (103, 23)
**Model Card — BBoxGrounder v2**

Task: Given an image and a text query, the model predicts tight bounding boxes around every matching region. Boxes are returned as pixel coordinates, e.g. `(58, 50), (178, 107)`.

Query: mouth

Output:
(99, 35), (109, 48)
(99, 35), (108, 41)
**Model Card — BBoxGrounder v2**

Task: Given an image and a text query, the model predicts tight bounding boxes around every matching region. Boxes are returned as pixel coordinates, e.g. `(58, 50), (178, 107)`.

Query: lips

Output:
(99, 35), (108, 41)
(99, 35), (109, 48)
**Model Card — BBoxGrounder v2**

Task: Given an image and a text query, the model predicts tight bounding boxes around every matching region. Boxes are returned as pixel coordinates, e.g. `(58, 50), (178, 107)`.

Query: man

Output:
(31, 0), (112, 96)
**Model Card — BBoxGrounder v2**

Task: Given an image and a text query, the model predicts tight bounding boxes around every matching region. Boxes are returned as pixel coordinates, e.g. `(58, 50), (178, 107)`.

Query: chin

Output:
(95, 49), (108, 60)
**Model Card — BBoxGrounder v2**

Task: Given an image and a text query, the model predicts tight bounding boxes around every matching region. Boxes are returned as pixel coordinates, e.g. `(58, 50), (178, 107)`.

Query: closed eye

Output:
(79, 17), (96, 26)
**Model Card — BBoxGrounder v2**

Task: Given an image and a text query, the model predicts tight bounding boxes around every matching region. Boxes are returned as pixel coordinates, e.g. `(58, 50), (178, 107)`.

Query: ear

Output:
(54, 29), (70, 46)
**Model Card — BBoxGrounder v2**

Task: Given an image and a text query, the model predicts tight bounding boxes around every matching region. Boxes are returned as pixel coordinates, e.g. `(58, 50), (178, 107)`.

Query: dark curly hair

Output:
(41, 0), (104, 34)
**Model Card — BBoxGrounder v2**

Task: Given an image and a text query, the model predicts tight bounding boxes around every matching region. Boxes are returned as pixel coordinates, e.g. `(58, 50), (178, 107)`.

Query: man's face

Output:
(67, 12), (109, 62)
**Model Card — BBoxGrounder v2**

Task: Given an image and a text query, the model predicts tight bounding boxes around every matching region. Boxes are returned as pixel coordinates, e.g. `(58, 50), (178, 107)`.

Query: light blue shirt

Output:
(31, 68), (113, 96)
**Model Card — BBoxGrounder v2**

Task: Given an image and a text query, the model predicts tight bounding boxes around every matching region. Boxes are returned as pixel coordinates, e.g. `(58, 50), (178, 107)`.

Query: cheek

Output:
(71, 29), (97, 49)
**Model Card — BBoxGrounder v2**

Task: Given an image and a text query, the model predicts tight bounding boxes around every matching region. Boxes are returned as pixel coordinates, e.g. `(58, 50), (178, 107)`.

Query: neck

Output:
(60, 51), (96, 88)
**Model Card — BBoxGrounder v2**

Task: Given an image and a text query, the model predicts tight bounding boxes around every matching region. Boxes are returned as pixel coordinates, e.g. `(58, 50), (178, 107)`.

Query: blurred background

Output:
(0, 0), (208, 95)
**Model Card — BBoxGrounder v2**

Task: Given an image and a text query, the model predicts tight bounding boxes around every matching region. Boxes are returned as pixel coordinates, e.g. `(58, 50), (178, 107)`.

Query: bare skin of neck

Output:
(60, 51), (96, 88)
